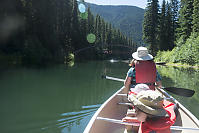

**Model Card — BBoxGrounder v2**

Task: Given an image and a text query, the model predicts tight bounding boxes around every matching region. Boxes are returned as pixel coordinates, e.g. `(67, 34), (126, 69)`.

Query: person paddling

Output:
(124, 47), (162, 92)
(126, 90), (176, 133)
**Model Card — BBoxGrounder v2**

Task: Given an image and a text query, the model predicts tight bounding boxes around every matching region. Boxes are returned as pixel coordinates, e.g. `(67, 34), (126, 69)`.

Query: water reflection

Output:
(0, 61), (127, 133)
(58, 109), (97, 127)
(157, 66), (199, 118)
(40, 107), (98, 133)
(1, 61), (198, 133)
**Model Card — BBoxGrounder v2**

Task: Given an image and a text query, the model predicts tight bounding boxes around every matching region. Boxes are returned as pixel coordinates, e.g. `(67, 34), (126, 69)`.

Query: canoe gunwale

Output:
(157, 88), (199, 128)
(84, 86), (199, 133)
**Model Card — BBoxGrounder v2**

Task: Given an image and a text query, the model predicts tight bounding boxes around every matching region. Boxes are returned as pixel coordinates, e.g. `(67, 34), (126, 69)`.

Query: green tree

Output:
(165, 2), (174, 50)
(101, 19), (106, 44)
(71, 0), (81, 50)
(177, 0), (194, 43)
(159, 0), (167, 50)
(143, 0), (160, 55)
(87, 7), (95, 33)
(107, 23), (112, 45)
(192, 0), (199, 33)
(94, 14), (99, 44)
(0, 0), (135, 64)
(170, 0), (179, 42)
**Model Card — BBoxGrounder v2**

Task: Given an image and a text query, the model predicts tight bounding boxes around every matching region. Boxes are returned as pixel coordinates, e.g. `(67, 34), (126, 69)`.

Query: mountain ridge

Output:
(86, 3), (145, 44)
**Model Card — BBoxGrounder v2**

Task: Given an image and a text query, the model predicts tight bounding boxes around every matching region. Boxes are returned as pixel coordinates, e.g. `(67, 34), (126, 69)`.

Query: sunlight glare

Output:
(78, 3), (86, 13)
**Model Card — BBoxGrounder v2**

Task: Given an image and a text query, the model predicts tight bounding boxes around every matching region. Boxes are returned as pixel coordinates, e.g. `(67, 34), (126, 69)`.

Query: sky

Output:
(84, 0), (167, 9)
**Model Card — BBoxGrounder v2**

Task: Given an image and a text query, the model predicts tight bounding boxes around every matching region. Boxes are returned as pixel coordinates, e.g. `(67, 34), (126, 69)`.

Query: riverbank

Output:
(163, 63), (199, 69)
(122, 59), (199, 69)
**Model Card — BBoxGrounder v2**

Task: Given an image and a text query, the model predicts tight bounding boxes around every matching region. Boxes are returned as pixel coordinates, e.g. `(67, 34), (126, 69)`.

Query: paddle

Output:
(97, 117), (199, 131)
(102, 75), (195, 97)
(162, 87), (195, 97)
(155, 62), (166, 65)
(97, 117), (140, 126)
(122, 60), (166, 65)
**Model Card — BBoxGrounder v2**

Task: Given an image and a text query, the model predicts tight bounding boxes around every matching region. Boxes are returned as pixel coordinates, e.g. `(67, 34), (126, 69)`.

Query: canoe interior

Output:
(84, 86), (128, 133)
(84, 86), (199, 133)
(172, 103), (199, 133)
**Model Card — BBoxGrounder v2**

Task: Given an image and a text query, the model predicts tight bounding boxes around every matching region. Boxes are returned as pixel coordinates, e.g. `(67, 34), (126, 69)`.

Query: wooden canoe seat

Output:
(126, 109), (136, 117)
(117, 94), (127, 96)
(118, 103), (133, 106)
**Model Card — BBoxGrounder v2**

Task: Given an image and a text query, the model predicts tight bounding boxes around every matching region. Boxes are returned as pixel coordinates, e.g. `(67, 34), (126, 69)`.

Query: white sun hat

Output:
(134, 84), (150, 94)
(132, 47), (153, 60)
(129, 84), (150, 95)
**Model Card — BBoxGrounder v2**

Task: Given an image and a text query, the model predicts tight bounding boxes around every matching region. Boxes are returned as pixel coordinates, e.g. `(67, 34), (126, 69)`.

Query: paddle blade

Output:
(156, 62), (166, 65)
(164, 87), (195, 97)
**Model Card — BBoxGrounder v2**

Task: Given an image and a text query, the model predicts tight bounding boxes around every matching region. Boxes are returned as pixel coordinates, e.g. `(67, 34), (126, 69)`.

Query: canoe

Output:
(83, 86), (199, 133)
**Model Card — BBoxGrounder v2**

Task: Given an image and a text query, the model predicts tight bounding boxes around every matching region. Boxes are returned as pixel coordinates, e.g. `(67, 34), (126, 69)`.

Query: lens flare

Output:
(78, 3), (86, 13)
(87, 33), (96, 44)
(80, 12), (88, 19)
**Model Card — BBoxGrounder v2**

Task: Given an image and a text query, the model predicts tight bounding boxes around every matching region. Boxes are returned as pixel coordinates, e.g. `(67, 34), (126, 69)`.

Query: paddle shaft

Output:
(97, 117), (140, 126)
(102, 75), (195, 97)
(97, 117), (199, 131)
(104, 75), (125, 82)
(123, 61), (166, 65)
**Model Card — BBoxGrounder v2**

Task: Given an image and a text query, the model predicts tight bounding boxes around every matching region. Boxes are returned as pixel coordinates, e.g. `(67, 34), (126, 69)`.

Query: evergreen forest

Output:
(86, 3), (145, 45)
(1, 0), (199, 66)
(143, 0), (199, 66)
(0, 0), (134, 66)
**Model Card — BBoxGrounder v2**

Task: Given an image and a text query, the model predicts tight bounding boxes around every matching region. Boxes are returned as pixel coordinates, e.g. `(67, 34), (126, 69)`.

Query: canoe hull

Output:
(84, 86), (128, 133)
(84, 86), (199, 133)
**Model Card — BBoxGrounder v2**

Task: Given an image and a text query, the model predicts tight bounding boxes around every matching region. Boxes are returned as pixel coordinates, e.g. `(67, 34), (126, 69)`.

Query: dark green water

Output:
(0, 61), (199, 133)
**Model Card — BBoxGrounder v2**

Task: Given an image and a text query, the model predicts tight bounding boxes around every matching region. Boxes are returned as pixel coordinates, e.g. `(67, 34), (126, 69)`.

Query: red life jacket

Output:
(135, 61), (156, 90)
(138, 100), (176, 133)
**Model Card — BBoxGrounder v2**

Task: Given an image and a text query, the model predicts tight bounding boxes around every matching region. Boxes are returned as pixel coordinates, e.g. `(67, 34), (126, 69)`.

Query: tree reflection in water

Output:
(157, 66), (199, 119)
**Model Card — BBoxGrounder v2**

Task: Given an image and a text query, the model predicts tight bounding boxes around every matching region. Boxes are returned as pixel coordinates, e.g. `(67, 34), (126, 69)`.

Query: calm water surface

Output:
(0, 61), (199, 133)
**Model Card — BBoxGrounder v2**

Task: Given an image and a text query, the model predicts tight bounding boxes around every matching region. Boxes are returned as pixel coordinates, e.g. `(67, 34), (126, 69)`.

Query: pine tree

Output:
(177, 0), (194, 42)
(107, 23), (112, 45)
(87, 7), (95, 33)
(170, 0), (179, 42)
(192, 0), (199, 33)
(97, 15), (102, 44)
(71, 0), (80, 50)
(101, 19), (106, 44)
(94, 14), (99, 44)
(142, 0), (160, 55)
(159, 0), (167, 50)
(107, 23), (112, 53)
(165, 2), (174, 50)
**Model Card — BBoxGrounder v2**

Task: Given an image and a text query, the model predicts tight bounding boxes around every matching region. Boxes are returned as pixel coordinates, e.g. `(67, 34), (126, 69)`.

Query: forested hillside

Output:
(0, 0), (134, 66)
(86, 3), (144, 44)
(143, 0), (199, 66)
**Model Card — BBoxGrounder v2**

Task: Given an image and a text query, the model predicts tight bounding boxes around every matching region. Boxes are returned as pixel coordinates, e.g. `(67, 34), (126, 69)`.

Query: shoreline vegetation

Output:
(123, 59), (199, 69)
(154, 33), (199, 69)
(0, 1), (134, 67)
(1, 0), (199, 68)
(148, 0), (199, 68)
(143, 0), (199, 70)
(160, 63), (199, 69)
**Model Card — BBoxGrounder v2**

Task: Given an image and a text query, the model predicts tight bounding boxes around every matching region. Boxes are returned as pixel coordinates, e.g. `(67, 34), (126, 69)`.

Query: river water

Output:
(0, 61), (199, 133)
